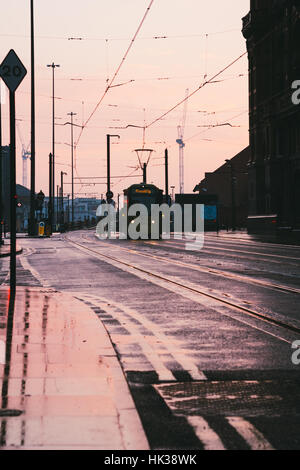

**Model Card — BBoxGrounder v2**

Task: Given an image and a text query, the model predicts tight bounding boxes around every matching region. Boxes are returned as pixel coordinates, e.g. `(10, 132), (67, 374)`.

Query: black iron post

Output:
(9, 91), (16, 294)
(143, 163), (147, 184)
(165, 148), (169, 201)
(29, 0), (36, 236)
(106, 134), (120, 198)
(60, 171), (66, 226)
(47, 63), (60, 228)
(56, 185), (59, 228)
(107, 134), (111, 196)
(67, 112), (76, 226)
(48, 152), (53, 233)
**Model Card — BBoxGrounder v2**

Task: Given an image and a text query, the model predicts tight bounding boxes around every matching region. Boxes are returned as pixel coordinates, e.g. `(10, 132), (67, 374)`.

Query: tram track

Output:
(81, 232), (300, 296)
(66, 233), (300, 339)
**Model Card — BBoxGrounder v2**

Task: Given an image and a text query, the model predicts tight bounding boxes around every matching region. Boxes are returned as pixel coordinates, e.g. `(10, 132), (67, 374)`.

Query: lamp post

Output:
(165, 148), (169, 202)
(106, 134), (120, 200)
(47, 62), (60, 228)
(29, 0), (36, 236)
(134, 148), (153, 186)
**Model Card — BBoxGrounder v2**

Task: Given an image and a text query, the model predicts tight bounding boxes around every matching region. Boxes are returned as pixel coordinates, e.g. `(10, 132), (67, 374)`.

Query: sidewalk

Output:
(0, 287), (149, 450)
(0, 242), (23, 258)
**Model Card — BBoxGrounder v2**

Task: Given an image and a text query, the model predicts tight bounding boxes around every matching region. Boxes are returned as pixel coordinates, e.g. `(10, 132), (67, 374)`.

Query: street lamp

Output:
(134, 148), (154, 184)
(107, 134), (120, 200)
(47, 62), (60, 229)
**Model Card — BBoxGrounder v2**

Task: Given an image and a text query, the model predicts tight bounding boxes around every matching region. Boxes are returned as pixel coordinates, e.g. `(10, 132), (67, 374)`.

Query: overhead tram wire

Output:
(0, 28), (239, 42)
(74, 0), (156, 149)
(144, 51), (247, 130)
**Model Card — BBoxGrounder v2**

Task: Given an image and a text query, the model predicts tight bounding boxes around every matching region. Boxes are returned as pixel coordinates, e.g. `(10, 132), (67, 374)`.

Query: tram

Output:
(123, 183), (163, 239)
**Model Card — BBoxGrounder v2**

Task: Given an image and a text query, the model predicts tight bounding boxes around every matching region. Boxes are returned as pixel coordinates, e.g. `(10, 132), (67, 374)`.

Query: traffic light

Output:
(35, 190), (45, 211)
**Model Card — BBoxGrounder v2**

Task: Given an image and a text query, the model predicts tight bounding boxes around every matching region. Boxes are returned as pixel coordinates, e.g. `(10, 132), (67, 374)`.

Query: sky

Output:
(0, 0), (250, 198)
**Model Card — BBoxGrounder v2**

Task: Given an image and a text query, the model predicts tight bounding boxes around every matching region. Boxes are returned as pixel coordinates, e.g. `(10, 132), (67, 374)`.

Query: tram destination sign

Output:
(0, 50), (27, 92)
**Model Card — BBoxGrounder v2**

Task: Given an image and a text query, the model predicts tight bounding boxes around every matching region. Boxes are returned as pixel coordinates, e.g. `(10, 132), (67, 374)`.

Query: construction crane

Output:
(176, 88), (189, 194)
(16, 121), (31, 188)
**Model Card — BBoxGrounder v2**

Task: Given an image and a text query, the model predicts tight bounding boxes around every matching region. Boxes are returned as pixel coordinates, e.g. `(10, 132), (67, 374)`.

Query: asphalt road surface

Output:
(2, 230), (300, 450)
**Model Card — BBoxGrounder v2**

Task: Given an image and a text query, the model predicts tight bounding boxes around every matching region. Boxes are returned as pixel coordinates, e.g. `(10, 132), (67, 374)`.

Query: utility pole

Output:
(60, 171), (67, 227)
(165, 148), (169, 202)
(67, 194), (70, 225)
(56, 184), (59, 228)
(106, 134), (120, 200)
(48, 153), (53, 233)
(47, 62), (60, 228)
(29, 0), (36, 236)
(67, 112), (76, 226)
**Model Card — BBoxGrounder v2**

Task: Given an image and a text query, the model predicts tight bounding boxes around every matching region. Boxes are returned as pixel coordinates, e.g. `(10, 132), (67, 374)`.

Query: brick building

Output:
(242, 0), (300, 229)
(195, 147), (250, 229)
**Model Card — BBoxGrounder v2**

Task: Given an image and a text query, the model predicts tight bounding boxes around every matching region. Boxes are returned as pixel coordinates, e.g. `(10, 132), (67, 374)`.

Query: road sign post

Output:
(0, 50), (27, 414)
(0, 50), (27, 295)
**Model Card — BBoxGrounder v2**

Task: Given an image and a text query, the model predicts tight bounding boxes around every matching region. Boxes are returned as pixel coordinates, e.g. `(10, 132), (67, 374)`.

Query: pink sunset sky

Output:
(0, 0), (250, 198)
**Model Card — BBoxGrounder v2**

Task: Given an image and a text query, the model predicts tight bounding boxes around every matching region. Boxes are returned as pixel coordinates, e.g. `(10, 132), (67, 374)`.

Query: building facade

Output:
(195, 147), (250, 229)
(242, 0), (300, 228)
(0, 146), (10, 229)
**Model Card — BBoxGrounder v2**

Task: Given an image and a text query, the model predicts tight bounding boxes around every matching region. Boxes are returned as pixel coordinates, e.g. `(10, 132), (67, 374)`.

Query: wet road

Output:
(5, 230), (300, 450)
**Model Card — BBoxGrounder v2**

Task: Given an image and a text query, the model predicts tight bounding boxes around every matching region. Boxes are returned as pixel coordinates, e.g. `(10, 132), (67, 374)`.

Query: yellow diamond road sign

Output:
(0, 50), (27, 93)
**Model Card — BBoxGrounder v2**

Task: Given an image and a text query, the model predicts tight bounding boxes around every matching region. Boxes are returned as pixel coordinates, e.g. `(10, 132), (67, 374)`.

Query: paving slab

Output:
(0, 287), (149, 450)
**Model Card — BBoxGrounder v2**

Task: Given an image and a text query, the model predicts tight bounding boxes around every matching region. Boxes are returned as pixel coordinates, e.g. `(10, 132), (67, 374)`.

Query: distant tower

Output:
(16, 121), (31, 188)
(22, 149), (31, 188)
(176, 89), (189, 194)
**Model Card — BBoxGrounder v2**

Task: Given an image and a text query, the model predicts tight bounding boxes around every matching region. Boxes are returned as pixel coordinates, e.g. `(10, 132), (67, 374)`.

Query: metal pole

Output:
(106, 134), (120, 198)
(0, 94), (3, 245)
(29, 0), (36, 236)
(71, 113), (75, 224)
(47, 63), (60, 227)
(61, 171), (63, 218)
(107, 134), (110, 195)
(48, 153), (52, 233)
(52, 66), (55, 227)
(143, 163), (147, 184)
(165, 148), (169, 201)
(67, 112), (76, 226)
(56, 184), (59, 229)
(9, 91), (16, 294)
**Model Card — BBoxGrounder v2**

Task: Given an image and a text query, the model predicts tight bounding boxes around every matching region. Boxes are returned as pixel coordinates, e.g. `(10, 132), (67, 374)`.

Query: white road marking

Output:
(77, 292), (206, 382)
(226, 416), (274, 450)
(69, 240), (294, 345)
(187, 416), (226, 450)
(19, 254), (49, 287)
